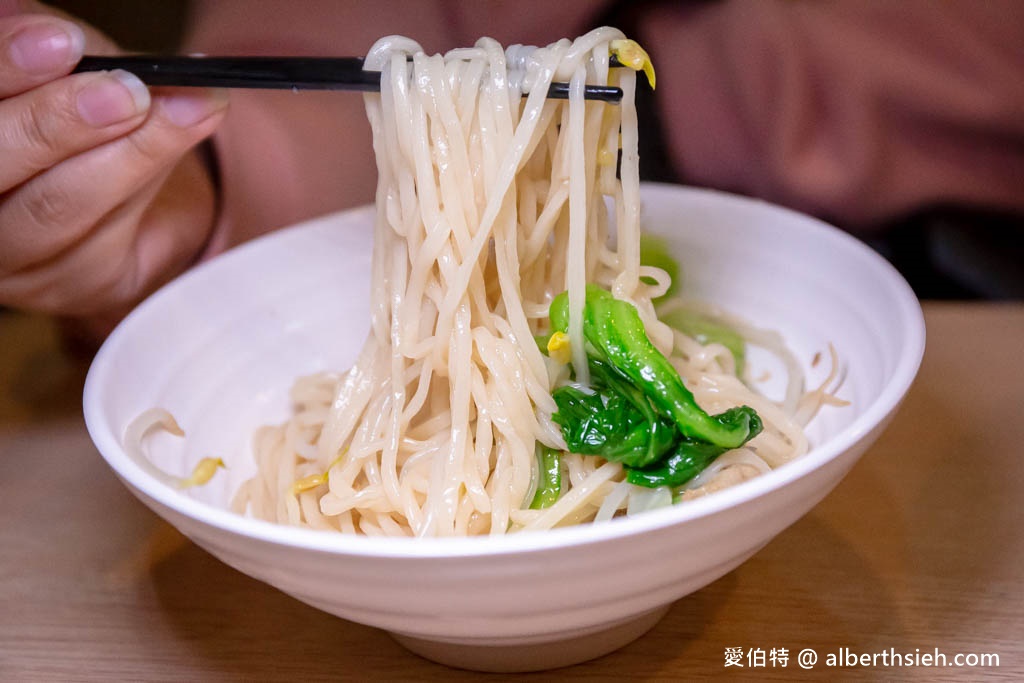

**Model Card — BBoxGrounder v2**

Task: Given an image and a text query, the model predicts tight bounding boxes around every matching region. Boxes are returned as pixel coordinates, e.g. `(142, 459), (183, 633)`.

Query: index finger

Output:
(0, 14), (85, 98)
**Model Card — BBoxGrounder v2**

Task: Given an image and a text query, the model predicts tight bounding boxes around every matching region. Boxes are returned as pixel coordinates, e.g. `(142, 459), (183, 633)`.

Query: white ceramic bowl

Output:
(84, 184), (925, 672)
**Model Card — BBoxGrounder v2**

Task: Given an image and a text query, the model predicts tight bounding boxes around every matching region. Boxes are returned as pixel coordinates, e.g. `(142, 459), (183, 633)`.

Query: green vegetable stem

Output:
(659, 308), (747, 377)
(637, 232), (746, 376)
(638, 233), (680, 302)
(529, 445), (562, 509)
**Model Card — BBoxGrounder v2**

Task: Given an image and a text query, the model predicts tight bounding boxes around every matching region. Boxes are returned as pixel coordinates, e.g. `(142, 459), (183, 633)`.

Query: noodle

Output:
(221, 30), (844, 536)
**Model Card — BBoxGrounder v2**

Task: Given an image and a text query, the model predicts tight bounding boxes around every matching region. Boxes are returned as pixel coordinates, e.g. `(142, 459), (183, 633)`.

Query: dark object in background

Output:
(50, 0), (186, 52)
(872, 208), (1024, 300)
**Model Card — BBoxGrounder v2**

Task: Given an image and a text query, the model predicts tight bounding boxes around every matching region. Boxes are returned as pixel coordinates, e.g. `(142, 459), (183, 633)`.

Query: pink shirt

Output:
(184, 0), (1024, 255)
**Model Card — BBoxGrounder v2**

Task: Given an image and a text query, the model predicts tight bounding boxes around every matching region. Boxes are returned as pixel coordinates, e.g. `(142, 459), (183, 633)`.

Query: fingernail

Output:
(159, 89), (229, 127)
(9, 20), (85, 74)
(76, 70), (150, 127)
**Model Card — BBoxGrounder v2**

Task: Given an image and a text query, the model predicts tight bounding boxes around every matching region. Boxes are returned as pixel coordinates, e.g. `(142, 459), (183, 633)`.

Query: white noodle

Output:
(222, 31), (842, 536)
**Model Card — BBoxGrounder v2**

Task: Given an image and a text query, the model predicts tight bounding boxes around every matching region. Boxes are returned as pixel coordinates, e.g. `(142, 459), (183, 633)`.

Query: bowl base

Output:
(389, 604), (671, 672)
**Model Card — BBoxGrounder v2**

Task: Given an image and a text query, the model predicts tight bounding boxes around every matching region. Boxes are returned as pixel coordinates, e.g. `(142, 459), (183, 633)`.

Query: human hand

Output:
(0, 4), (228, 330)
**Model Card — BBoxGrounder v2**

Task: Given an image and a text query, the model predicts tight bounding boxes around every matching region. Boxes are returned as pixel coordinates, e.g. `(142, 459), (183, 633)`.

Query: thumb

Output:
(1, 0), (56, 19)
(0, 0), (28, 19)
(4, 1), (121, 55)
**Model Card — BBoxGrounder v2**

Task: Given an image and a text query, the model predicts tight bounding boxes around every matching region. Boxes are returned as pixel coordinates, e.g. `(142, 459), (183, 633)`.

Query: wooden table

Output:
(1, 303), (1021, 681)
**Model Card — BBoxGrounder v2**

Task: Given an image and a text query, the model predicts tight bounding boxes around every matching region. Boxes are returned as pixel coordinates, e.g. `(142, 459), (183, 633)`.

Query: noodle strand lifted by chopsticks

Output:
(229, 30), (838, 537)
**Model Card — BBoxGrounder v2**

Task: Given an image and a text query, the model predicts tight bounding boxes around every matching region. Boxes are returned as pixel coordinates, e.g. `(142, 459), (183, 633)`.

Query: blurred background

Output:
(45, 0), (1024, 301)
(51, 0), (187, 52)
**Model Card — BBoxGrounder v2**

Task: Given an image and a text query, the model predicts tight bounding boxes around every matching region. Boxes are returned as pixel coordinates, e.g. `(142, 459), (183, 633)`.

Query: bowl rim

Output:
(83, 184), (926, 559)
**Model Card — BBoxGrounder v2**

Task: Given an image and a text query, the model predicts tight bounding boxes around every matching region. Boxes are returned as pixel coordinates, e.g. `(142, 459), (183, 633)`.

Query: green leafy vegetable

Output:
(624, 439), (727, 488)
(552, 359), (677, 468)
(550, 285), (761, 449)
(548, 285), (762, 490)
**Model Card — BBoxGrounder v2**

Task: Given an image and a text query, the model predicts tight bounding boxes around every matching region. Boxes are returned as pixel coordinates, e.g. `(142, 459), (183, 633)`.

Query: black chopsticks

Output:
(72, 56), (624, 103)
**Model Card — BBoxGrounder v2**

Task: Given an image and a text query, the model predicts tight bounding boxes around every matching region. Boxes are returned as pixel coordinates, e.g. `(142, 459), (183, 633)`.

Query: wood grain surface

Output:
(1, 302), (1021, 681)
